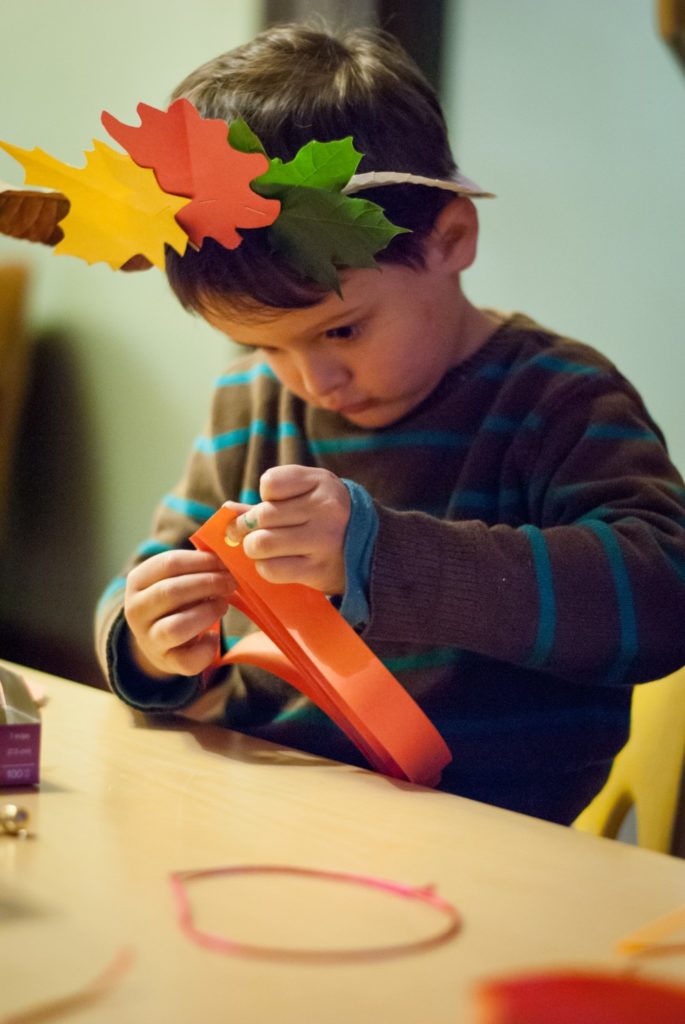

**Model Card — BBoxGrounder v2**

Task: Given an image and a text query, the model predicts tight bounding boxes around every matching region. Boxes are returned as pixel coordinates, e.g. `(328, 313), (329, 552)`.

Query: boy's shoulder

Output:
(215, 349), (280, 390)
(209, 350), (286, 433)
(463, 310), (651, 422)
(484, 311), (621, 378)
(471, 309), (647, 405)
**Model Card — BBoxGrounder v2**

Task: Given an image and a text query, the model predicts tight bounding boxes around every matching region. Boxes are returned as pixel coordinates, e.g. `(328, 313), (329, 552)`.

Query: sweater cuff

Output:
(107, 611), (203, 711)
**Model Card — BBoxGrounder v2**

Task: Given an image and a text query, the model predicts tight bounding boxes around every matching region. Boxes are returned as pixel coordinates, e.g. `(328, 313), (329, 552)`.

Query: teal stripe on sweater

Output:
(268, 649), (464, 724)
(162, 494), (217, 522)
(667, 548), (685, 584)
(272, 703), (329, 725)
(195, 419), (301, 454)
(475, 363), (509, 380)
(584, 424), (659, 442)
(576, 506), (622, 522)
(531, 354), (601, 376)
(482, 413), (542, 433)
(583, 520), (638, 684)
(310, 415), (540, 456)
(215, 363), (276, 387)
(664, 481), (685, 501)
(309, 429), (471, 455)
(96, 575), (126, 610)
(383, 647), (463, 674)
(520, 524), (556, 667)
(239, 487), (261, 504)
(449, 488), (521, 510)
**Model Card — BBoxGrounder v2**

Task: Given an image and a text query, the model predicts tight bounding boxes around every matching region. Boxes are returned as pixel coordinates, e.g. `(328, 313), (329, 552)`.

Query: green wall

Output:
(443, 0), (685, 475)
(0, 1), (260, 671)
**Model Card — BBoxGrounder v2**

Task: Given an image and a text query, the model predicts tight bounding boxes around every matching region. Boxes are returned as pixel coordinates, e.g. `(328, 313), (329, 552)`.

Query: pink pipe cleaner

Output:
(170, 864), (462, 963)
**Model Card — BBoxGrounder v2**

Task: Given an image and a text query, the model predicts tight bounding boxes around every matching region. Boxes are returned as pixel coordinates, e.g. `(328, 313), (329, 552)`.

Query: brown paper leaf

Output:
(0, 182), (69, 245)
(0, 182), (152, 271)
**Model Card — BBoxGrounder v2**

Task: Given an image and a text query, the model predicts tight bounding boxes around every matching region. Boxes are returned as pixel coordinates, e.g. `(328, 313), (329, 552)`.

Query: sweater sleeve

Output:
(93, 428), (226, 703)
(364, 369), (685, 688)
(93, 341), (244, 697)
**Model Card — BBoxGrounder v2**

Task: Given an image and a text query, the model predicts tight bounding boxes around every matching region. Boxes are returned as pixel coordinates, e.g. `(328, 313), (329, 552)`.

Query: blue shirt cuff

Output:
(338, 479), (379, 629)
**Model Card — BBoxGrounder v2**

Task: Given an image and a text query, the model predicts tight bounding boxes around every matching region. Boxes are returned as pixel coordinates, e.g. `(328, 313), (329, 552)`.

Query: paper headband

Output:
(0, 98), (493, 289)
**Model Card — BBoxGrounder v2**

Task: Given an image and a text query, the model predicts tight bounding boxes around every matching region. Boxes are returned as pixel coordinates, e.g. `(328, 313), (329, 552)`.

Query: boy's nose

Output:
(297, 353), (350, 399)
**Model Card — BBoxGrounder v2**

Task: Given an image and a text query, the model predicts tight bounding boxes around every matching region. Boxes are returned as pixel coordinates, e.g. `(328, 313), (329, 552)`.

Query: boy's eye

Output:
(325, 324), (358, 340)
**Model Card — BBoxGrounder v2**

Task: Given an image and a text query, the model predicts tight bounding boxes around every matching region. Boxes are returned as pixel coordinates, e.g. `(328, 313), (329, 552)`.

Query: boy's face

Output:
(203, 204), (484, 429)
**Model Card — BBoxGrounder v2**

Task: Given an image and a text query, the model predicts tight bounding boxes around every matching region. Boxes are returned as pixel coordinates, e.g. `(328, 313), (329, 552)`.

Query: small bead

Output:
(0, 803), (30, 835)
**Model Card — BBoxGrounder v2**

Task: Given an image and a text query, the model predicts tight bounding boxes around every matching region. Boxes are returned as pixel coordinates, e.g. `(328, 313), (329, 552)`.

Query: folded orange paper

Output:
(190, 506), (452, 787)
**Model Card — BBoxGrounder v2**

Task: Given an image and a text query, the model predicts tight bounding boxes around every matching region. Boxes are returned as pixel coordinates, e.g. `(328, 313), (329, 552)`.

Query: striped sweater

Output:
(95, 312), (685, 823)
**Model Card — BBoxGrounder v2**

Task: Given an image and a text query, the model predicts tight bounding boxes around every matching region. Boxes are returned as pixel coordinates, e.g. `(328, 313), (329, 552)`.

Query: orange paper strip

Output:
(190, 507), (452, 786)
(616, 904), (685, 958)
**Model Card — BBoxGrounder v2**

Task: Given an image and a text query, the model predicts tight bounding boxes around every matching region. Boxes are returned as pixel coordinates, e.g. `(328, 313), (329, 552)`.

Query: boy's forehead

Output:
(204, 293), (345, 346)
(204, 269), (378, 342)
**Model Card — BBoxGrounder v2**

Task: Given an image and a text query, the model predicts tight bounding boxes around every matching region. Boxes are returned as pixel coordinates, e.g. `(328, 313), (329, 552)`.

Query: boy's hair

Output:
(166, 23), (458, 315)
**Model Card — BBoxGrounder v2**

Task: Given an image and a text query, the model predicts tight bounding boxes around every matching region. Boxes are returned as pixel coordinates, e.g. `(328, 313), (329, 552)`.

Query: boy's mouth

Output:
(316, 395), (374, 415)
(337, 398), (376, 415)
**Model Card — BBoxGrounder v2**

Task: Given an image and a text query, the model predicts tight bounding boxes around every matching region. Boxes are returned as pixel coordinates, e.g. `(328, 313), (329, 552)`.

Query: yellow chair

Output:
(0, 262), (30, 543)
(574, 666), (685, 854)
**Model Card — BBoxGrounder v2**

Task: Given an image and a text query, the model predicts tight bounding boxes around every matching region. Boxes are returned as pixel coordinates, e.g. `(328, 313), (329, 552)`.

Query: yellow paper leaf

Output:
(0, 139), (189, 269)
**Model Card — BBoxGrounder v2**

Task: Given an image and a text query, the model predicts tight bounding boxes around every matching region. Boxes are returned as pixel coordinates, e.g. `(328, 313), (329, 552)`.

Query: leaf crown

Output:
(0, 98), (493, 292)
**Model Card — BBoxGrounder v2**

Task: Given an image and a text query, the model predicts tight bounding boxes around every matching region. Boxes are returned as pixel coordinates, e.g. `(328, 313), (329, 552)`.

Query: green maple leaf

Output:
(254, 138), (362, 198)
(268, 186), (409, 292)
(228, 119), (266, 156)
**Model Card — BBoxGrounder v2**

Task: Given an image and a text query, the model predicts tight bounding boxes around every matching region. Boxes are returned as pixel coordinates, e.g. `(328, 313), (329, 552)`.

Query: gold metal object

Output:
(0, 802), (32, 838)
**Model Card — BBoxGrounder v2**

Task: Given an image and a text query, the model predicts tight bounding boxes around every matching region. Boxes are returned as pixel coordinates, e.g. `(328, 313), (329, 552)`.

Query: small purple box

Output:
(0, 666), (41, 786)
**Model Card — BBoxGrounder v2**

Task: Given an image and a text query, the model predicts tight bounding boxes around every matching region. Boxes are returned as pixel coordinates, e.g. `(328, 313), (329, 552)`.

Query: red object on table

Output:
(473, 969), (685, 1024)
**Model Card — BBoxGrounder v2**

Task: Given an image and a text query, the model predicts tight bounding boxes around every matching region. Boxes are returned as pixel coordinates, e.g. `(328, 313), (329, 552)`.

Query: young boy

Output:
(95, 24), (685, 824)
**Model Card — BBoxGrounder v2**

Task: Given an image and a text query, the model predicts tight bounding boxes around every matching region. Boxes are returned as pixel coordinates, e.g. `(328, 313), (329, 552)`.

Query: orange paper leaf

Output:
(102, 99), (280, 249)
(0, 139), (188, 269)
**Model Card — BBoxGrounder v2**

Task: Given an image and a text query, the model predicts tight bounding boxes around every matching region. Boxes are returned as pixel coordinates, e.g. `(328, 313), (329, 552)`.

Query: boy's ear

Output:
(425, 197), (479, 274)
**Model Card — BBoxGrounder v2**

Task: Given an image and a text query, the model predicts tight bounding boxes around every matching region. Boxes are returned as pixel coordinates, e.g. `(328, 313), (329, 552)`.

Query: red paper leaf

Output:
(102, 99), (280, 249)
(474, 970), (685, 1024)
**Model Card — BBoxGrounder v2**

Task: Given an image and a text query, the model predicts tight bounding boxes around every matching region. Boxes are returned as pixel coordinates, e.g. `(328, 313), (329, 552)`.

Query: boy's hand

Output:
(224, 466), (351, 594)
(124, 549), (236, 679)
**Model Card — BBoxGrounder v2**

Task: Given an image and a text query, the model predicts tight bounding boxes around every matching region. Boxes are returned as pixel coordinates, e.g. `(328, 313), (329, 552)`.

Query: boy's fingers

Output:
(165, 632), (221, 677)
(127, 569), (235, 617)
(242, 520), (346, 562)
(151, 596), (229, 652)
(224, 498), (309, 545)
(222, 500), (255, 545)
(253, 554), (310, 585)
(258, 465), (319, 502)
(243, 508), (260, 531)
(224, 510), (254, 546)
(152, 571), (235, 617)
(128, 548), (227, 589)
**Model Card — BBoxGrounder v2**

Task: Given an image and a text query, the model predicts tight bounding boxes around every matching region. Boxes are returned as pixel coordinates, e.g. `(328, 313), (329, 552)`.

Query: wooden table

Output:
(2, 661), (685, 1023)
